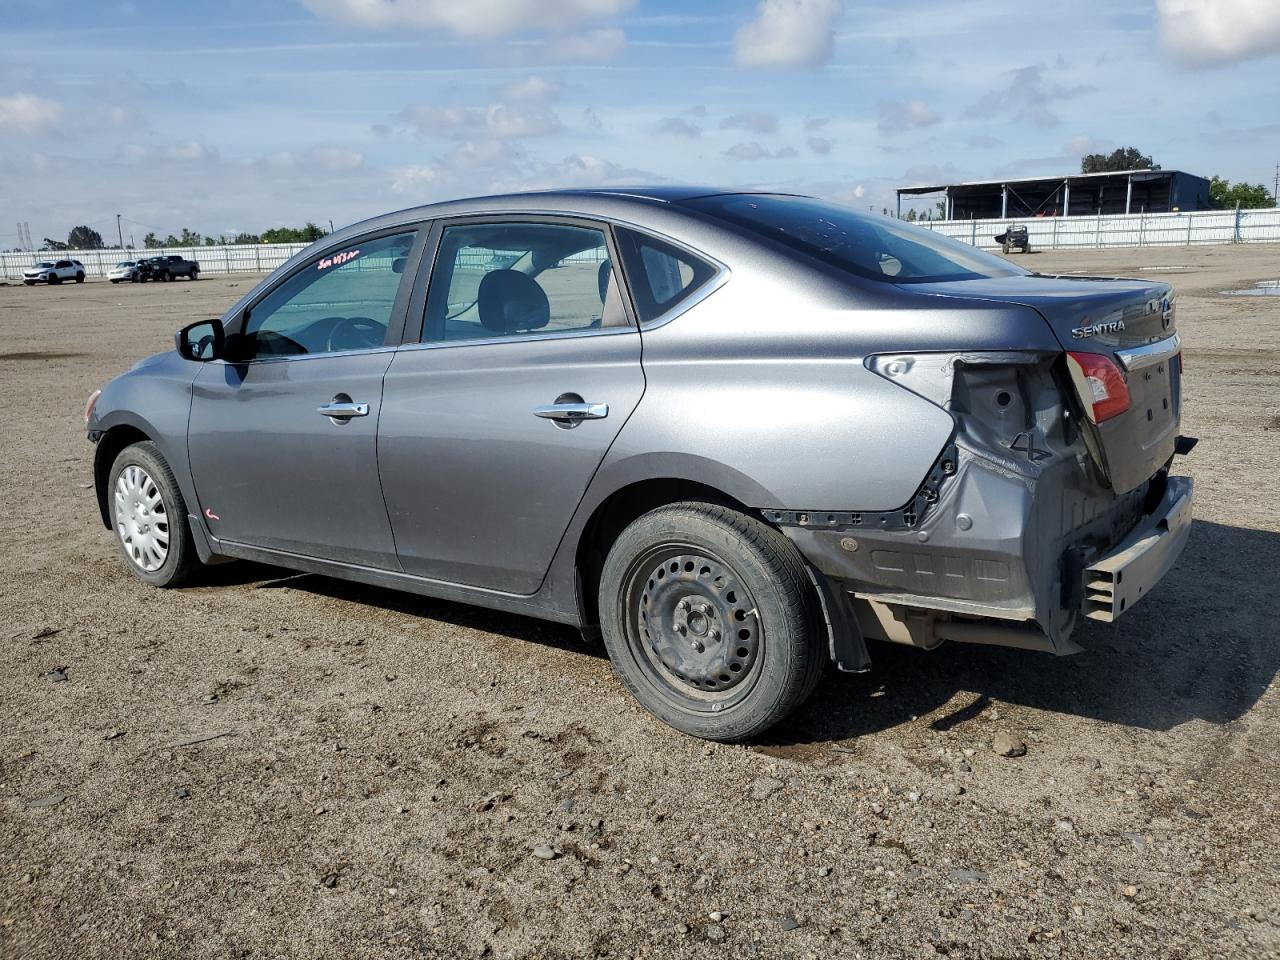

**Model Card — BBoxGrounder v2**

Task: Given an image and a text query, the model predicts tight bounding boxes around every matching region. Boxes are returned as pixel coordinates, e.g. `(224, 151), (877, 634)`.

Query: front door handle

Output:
(317, 400), (369, 418)
(533, 401), (609, 425)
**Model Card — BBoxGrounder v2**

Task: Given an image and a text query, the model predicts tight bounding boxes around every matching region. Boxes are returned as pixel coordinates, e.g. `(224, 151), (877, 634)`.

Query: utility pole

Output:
(1274, 162), (1279, 207)
(116, 214), (124, 249)
(328, 219), (334, 234)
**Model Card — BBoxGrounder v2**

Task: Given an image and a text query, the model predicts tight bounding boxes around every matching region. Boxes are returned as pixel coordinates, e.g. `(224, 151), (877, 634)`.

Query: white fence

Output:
(919, 205), (1280, 251)
(5, 206), (1279, 281)
(0, 243), (309, 282)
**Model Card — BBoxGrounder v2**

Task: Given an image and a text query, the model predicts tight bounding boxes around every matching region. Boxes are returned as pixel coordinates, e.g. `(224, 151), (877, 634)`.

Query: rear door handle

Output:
(532, 401), (609, 424)
(317, 400), (369, 418)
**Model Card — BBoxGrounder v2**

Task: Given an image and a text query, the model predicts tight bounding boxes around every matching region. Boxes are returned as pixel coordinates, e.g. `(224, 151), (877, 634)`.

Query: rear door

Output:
(379, 216), (644, 594)
(910, 274), (1180, 493)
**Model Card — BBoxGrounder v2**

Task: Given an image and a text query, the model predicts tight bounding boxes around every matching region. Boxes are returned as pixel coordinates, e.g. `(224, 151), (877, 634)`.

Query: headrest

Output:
(598, 259), (612, 303)
(477, 270), (550, 334)
(392, 257), (406, 274)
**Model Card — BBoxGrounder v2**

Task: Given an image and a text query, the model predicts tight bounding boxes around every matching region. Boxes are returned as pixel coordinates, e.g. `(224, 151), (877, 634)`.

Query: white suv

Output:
(23, 258), (86, 285)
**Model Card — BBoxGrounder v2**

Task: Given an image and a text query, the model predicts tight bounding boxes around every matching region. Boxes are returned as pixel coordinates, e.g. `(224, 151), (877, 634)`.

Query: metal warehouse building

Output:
(896, 169), (1212, 220)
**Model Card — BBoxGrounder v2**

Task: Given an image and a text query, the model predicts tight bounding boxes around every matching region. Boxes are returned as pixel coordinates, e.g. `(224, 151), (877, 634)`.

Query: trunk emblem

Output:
(1071, 319), (1125, 340)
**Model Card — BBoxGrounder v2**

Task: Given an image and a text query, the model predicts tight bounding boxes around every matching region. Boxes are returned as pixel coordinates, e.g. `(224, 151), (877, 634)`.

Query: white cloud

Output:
(0, 93), (62, 133)
(966, 63), (1093, 128)
(657, 116), (701, 138)
(1157, 0), (1280, 67)
(807, 136), (833, 155)
(877, 99), (940, 135)
(398, 100), (561, 138)
(300, 0), (633, 37)
(391, 138), (653, 198)
(502, 75), (559, 101)
(725, 141), (798, 161)
(734, 0), (842, 68)
(547, 27), (627, 61)
(720, 111), (780, 135)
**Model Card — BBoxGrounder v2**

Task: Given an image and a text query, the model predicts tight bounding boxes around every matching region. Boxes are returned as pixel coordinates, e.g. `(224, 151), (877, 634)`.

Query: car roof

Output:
(325, 186), (813, 250)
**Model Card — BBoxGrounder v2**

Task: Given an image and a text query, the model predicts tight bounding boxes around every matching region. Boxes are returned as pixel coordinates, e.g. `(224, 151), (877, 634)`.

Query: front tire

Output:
(47, 274), (61, 285)
(108, 442), (197, 587)
(189, 268), (199, 280)
(598, 502), (824, 742)
(75, 272), (85, 283)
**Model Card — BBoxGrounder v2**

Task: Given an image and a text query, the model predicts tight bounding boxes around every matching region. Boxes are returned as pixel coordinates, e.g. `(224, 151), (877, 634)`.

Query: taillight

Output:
(1065, 352), (1129, 423)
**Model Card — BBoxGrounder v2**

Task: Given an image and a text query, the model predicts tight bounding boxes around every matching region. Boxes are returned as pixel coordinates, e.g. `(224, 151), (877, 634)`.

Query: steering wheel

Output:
(326, 316), (386, 352)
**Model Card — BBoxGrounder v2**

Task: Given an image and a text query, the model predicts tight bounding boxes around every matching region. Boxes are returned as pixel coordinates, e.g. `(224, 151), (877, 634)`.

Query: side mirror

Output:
(175, 319), (224, 361)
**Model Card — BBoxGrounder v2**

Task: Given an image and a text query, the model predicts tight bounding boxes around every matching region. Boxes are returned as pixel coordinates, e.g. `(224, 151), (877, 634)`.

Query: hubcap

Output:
(636, 552), (760, 693)
(114, 464), (169, 572)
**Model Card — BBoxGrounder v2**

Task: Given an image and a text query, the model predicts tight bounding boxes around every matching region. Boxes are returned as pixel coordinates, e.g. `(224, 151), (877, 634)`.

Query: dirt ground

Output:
(2, 243), (1279, 960)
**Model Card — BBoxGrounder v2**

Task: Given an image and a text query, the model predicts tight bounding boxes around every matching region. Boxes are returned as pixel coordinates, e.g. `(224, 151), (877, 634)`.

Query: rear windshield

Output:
(683, 194), (1024, 284)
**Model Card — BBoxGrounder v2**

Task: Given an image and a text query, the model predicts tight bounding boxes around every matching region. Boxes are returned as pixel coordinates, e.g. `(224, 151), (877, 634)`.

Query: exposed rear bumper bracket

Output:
(1174, 435), (1198, 456)
(1083, 476), (1193, 623)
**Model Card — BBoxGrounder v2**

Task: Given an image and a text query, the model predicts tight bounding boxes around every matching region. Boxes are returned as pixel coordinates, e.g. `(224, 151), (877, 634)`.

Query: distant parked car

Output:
(108, 260), (141, 283)
(23, 258), (85, 285)
(138, 255), (200, 282)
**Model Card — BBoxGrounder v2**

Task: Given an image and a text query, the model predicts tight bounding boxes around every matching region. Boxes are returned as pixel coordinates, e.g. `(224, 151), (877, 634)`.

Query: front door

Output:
(379, 218), (645, 594)
(188, 229), (419, 568)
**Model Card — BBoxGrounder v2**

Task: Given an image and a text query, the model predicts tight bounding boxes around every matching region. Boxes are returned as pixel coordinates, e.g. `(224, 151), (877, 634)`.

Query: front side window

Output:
(423, 222), (627, 343)
(682, 194), (1026, 284)
(234, 231), (416, 360)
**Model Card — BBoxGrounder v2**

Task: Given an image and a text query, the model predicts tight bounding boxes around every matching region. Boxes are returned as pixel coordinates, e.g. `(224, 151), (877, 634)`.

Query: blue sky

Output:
(1, 0), (1278, 245)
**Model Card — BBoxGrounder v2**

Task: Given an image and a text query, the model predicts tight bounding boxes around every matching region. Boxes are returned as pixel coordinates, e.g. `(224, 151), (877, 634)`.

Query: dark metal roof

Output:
(897, 169), (1197, 196)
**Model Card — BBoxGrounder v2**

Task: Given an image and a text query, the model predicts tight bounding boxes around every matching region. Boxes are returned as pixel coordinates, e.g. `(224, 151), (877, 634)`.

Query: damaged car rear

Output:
(86, 188), (1194, 742)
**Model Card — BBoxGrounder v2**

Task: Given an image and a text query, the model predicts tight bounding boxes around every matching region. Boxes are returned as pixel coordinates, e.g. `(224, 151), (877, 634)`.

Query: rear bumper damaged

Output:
(777, 465), (1194, 665)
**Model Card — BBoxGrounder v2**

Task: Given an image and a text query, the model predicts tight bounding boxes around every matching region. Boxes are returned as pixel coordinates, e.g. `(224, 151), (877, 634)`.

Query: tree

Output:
(260, 222), (327, 244)
(67, 225), (104, 249)
(143, 232), (160, 249)
(1080, 147), (1159, 174)
(1209, 175), (1274, 209)
(41, 238), (70, 251)
(233, 232), (261, 245)
(179, 227), (202, 247)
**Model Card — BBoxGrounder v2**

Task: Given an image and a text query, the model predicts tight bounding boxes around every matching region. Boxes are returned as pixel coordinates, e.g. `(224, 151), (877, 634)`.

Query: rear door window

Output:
(422, 221), (629, 343)
(613, 228), (718, 324)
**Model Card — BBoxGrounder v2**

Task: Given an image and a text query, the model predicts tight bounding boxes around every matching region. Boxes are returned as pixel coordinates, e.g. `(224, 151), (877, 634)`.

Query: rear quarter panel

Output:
(603, 248), (1065, 513)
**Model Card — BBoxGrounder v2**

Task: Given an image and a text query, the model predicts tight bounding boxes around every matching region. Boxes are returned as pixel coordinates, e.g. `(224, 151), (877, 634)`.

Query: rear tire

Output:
(598, 502), (824, 741)
(108, 442), (198, 588)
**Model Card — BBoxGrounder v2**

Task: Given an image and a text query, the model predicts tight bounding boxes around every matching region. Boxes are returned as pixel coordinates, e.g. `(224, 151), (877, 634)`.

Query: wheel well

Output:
(574, 478), (750, 629)
(94, 426), (150, 528)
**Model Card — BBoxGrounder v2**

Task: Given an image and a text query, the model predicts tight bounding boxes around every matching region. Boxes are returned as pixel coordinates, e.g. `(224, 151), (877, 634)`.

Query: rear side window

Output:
(423, 222), (627, 343)
(682, 194), (1024, 284)
(613, 228), (717, 324)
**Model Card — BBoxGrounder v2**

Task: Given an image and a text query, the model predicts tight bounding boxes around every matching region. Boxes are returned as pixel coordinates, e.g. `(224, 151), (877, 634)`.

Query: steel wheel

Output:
(619, 537), (770, 717)
(114, 464), (170, 572)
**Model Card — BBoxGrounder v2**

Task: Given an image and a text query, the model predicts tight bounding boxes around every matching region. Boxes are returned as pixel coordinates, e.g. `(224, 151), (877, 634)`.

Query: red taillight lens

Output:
(1066, 352), (1130, 423)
